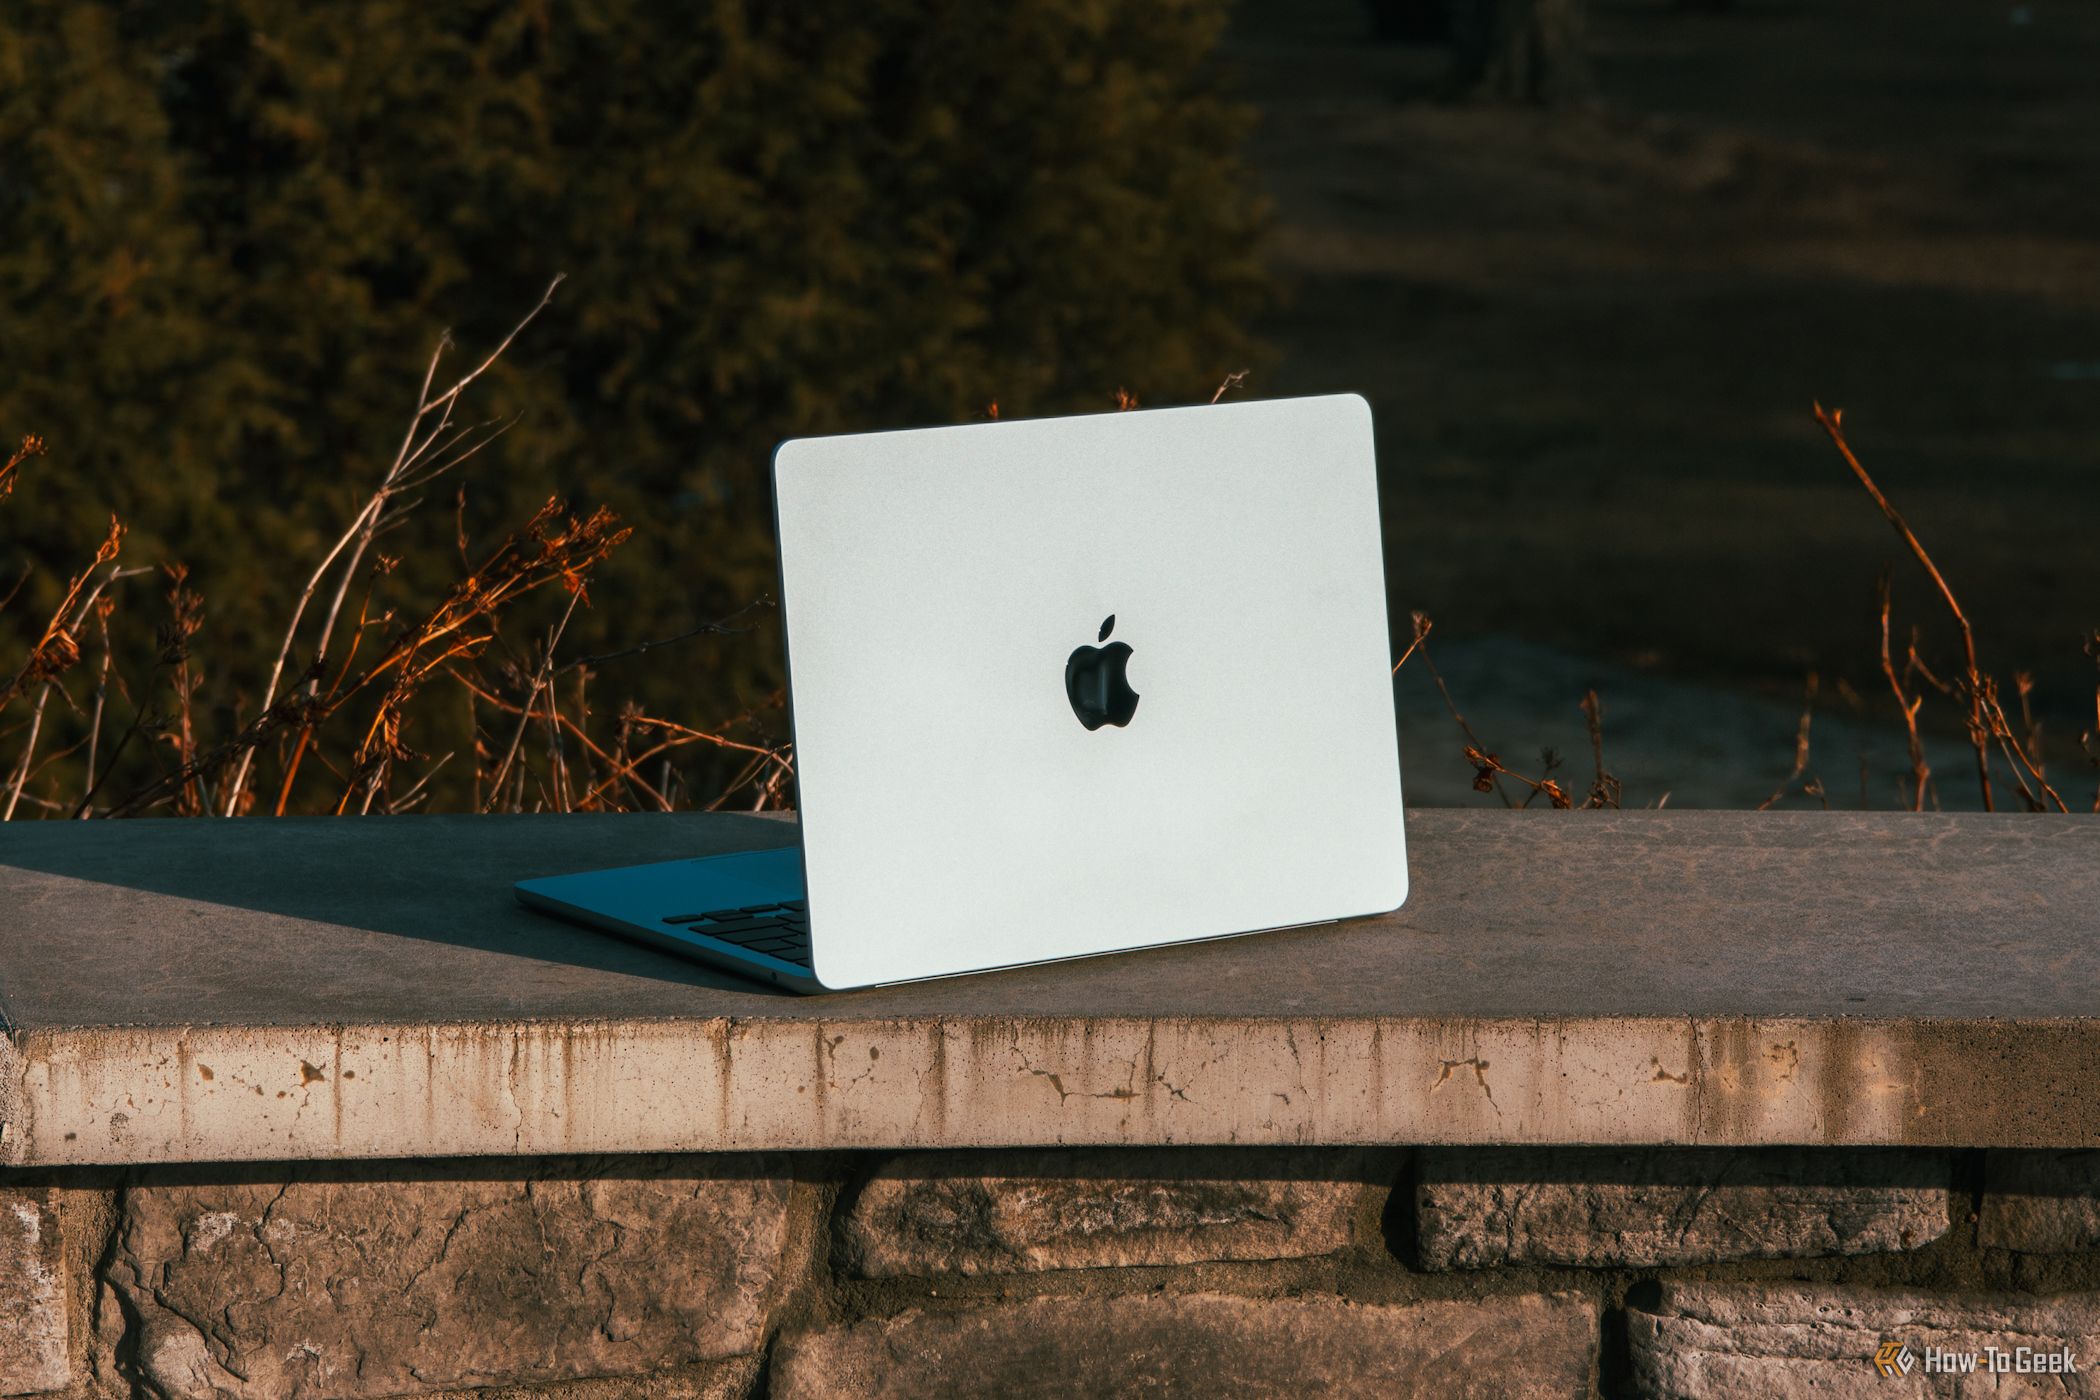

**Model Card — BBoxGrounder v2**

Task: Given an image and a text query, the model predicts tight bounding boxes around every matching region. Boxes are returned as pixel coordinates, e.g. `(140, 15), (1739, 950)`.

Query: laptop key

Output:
(659, 899), (809, 961)
(707, 925), (788, 944)
(698, 917), (785, 936)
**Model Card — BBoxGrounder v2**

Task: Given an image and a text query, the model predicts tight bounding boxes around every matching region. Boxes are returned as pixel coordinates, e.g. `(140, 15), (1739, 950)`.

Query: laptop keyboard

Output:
(662, 900), (810, 968)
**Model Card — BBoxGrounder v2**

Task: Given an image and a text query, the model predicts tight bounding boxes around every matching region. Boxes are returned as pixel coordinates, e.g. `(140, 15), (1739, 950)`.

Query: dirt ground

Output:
(1224, 0), (2100, 805)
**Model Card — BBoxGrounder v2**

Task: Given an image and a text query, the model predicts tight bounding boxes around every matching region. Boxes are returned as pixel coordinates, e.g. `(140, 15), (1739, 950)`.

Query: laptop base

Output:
(515, 846), (825, 993)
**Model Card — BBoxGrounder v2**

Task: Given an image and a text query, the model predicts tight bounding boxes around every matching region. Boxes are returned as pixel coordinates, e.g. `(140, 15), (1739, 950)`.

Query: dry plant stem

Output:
(1390, 626), (1429, 676)
(1815, 403), (1993, 810)
(1877, 574), (1931, 812)
(1462, 746), (1571, 809)
(0, 563), (30, 616)
(1758, 673), (1821, 811)
(82, 603), (113, 812)
(1979, 686), (2068, 812)
(226, 346), (445, 814)
(459, 604), (777, 812)
(483, 587), (584, 810)
(609, 707), (643, 810)
(113, 499), (623, 818)
(5, 560), (139, 820)
(3, 684), (53, 819)
(1515, 749), (1568, 810)
(454, 675), (671, 811)
(18, 722), (99, 792)
(1905, 628), (1952, 697)
(752, 759), (791, 811)
(1402, 612), (1511, 807)
(2016, 673), (2042, 768)
(385, 752), (453, 815)
(161, 567), (206, 816)
(1395, 611), (1573, 809)
(223, 276), (563, 816)
(1209, 370), (1249, 404)
(704, 756), (763, 811)
(1988, 732), (2044, 810)
(1, 518), (125, 710)
(274, 727), (313, 818)
(592, 718), (786, 812)
(540, 646), (573, 813)
(556, 598), (773, 674)
(705, 744), (785, 812)
(319, 503), (624, 807)
(0, 433), (47, 500)
(1580, 688), (1621, 809)
(563, 668), (588, 810)
(73, 685), (155, 818)
(311, 411), (518, 691)
(571, 668), (592, 807)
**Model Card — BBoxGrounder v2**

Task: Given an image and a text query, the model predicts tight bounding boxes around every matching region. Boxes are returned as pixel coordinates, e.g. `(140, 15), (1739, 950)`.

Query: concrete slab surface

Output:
(0, 811), (2095, 1163)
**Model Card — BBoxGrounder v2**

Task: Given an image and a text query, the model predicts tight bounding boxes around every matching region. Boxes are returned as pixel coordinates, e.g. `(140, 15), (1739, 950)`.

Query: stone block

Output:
(1982, 1150), (2100, 1253)
(839, 1148), (1365, 1276)
(1628, 1281), (2100, 1398)
(103, 1157), (793, 1399)
(0, 1186), (68, 1396)
(771, 1290), (1597, 1399)
(1416, 1146), (1949, 1269)
(422, 1355), (763, 1399)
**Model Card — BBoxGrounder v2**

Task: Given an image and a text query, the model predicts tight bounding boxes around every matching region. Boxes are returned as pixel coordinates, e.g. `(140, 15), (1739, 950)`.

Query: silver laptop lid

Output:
(773, 393), (1406, 989)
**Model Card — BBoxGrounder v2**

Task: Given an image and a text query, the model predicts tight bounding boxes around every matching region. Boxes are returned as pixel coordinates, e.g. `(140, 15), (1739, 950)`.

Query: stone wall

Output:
(8, 1147), (2100, 1399)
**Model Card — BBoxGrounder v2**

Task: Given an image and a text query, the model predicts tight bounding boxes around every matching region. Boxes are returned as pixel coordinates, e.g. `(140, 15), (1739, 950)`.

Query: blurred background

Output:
(2, 0), (2095, 815)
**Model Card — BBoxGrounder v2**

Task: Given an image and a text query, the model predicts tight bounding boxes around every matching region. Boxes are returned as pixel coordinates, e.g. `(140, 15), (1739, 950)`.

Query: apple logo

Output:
(1065, 614), (1140, 730)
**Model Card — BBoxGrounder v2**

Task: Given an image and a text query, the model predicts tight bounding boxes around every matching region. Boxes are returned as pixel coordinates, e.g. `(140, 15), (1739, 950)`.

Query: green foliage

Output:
(0, 0), (1265, 807)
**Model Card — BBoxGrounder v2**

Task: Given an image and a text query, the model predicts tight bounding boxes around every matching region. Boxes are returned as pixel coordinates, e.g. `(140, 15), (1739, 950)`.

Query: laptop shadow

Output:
(0, 813), (814, 1021)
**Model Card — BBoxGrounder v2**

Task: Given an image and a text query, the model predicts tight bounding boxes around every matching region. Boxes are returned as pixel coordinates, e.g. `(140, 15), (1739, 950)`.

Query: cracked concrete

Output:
(2, 811), (2098, 1165)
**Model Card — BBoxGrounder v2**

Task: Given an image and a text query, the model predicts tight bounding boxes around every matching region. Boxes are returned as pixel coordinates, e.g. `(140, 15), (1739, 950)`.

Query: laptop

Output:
(515, 393), (1408, 992)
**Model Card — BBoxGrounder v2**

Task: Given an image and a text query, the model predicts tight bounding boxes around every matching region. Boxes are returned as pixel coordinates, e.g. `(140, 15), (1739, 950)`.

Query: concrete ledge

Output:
(1, 811), (2095, 1164)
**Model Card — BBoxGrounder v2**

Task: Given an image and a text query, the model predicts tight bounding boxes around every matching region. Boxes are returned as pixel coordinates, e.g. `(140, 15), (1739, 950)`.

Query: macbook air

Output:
(516, 393), (1408, 991)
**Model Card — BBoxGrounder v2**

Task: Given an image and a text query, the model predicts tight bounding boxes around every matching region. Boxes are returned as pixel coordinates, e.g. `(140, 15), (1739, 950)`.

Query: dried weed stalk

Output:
(0, 516), (126, 711)
(101, 499), (632, 818)
(0, 449), (144, 818)
(1817, 405), (2069, 813)
(1, 278), (791, 820)
(1757, 673), (1827, 811)
(220, 277), (564, 815)
(1395, 610), (1623, 810)
(1580, 689), (1622, 809)
(0, 433), (46, 500)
